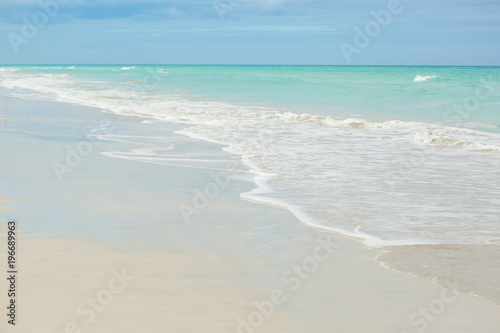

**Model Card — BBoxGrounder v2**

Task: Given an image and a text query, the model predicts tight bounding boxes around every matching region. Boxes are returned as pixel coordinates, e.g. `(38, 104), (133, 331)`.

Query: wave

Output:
(275, 111), (407, 129)
(2, 71), (499, 154)
(414, 75), (437, 82)
(414, 130), (500, 151)
(0, 68), (18, 74)
(273, 112), (500, 151)
(157, 68), (170, 74)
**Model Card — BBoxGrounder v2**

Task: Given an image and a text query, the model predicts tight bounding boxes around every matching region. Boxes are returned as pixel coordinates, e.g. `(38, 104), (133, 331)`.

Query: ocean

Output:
(2, 65), (499, 248)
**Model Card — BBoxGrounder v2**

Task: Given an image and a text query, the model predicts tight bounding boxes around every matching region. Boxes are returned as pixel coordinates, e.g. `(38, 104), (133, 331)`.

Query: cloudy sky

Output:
(0, 0), (499, 65)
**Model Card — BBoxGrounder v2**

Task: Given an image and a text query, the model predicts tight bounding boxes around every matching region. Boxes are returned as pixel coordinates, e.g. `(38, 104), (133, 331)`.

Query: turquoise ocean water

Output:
(1, 65), (500, 248)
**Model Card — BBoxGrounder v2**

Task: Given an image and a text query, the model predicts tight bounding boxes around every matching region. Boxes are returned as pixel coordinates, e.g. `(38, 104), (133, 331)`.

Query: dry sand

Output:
(1, 224), (499, 333)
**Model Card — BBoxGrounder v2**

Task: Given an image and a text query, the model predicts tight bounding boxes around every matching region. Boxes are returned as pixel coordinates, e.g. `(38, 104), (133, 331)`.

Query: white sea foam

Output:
(0, 68), (18, 74)
(414, 75), (437, 82)
(414, 130), (500, 151)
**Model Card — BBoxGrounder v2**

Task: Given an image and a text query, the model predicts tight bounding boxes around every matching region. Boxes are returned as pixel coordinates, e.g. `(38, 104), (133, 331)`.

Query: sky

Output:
(0, 0), (499, 65)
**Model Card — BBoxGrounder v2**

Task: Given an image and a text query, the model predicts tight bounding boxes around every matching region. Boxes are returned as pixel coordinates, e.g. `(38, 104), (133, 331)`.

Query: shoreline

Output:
(175, 107), (500, 308)
(376, 243), (500, 308)
(1, 93), (499, 332)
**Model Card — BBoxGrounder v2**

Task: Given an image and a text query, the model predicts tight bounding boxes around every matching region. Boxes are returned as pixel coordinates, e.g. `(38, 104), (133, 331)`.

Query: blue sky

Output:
(0, 0), (499, 65)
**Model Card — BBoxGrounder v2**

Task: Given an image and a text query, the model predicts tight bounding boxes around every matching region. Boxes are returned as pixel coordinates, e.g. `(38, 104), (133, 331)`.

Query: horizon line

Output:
(1, 64), (500, 67)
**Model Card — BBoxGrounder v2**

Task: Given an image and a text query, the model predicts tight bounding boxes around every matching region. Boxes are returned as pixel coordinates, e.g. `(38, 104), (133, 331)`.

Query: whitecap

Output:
(414, 75), (437, 82)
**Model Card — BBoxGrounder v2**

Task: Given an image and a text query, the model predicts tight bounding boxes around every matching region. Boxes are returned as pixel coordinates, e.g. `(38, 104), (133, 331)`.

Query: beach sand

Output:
(2, 224), (499, 333)
(1, 95), (499, 332)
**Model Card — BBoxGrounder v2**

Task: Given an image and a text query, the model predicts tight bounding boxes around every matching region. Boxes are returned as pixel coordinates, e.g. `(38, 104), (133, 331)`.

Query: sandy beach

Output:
(1, 95), (499, 332)
(2, 219), (500, 333)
